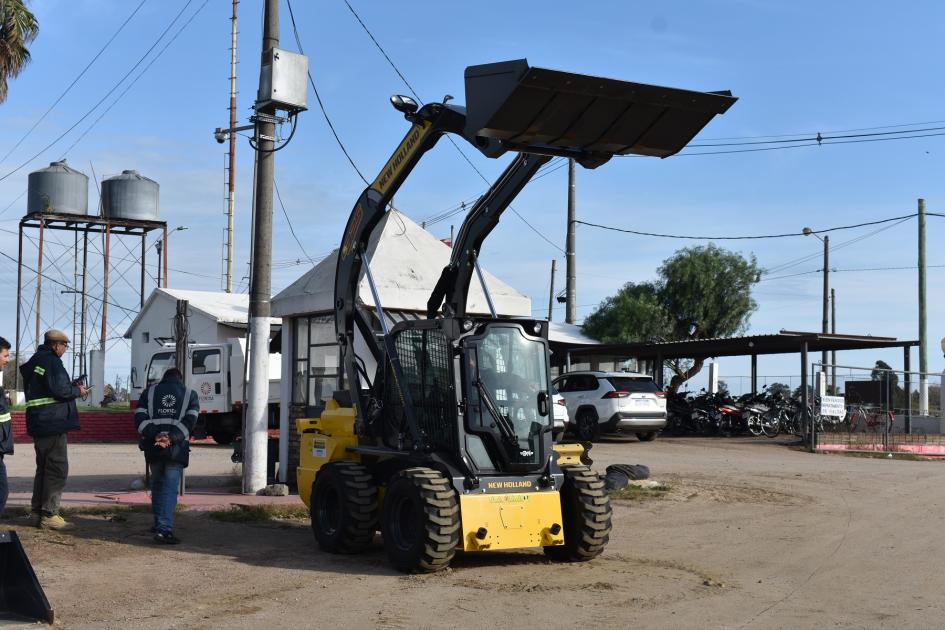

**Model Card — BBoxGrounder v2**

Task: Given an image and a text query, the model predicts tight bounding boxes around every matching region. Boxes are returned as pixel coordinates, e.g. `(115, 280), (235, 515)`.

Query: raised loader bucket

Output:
(0, 531), (54, 624)
(463, 59), (736, 167)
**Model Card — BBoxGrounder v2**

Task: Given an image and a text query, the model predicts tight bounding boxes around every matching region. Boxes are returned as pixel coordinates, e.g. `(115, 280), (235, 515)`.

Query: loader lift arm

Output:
(333, 58), (737, 442)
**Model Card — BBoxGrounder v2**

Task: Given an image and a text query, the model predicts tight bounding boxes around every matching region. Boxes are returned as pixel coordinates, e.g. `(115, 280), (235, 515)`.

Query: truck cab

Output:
(140, 339), (280, 444)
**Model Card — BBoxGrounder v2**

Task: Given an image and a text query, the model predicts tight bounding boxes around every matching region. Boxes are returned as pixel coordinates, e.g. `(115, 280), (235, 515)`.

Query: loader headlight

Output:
(390, 94), (419, 114)
(533, 323), (542, 335)
(462, 319), (474, 332)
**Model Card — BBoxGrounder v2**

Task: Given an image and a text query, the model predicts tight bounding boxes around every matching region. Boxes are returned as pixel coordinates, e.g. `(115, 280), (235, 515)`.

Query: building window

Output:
(291, 315), (338, 407)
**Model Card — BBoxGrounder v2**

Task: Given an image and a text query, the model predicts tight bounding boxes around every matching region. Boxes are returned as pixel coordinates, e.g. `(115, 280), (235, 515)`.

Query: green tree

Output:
(0, 0), (39, 104)
(583, 244), (760, 392)
(766, 382), (792, 398)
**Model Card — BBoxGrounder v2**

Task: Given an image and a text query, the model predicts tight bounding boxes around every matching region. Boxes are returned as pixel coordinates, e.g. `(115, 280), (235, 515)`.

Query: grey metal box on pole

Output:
(257, 48), (308, 113)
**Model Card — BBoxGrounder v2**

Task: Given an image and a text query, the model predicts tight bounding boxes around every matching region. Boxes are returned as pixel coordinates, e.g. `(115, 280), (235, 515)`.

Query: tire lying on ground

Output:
(544, 465), (612, 562)
(603, 463), (651, 490)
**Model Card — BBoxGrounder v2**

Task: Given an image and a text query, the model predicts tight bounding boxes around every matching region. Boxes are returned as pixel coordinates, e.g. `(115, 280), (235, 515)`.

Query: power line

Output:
(763, 217), (913, 275)
(420, 158), (566, 228)
(0, 1), (195, 184)
(674, 131), (945, 157)
(0, 0), (148, 166)
(273, 178), (315, 265)
(0, 249), (138, 314)
(343, 0), (565, 254)
(63, 0), (209, 157)
(688, 125), (945, 148)
(342, 0), (421, 101)
(574, 212), (917, 240)
(286, 0), (369, 185)
(761, 263), (945, 282)
(0, 190), (26, 218)
(696, 119), (945, 142)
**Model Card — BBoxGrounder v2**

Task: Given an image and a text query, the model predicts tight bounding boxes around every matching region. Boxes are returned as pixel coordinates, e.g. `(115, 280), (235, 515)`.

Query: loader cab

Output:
(461, 322), (551, 474)
(377, 318), (553, 477)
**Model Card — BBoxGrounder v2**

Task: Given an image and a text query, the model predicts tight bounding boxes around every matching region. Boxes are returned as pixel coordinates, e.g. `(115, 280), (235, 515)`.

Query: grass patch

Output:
(208, 504), (309, 523)
(2, 504), (152, 523)
(609, 483), (672, 502)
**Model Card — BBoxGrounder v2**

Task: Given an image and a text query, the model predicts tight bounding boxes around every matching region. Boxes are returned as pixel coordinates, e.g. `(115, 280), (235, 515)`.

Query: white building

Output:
(123, 288), (281, 395)
(271, 210), (532, 482)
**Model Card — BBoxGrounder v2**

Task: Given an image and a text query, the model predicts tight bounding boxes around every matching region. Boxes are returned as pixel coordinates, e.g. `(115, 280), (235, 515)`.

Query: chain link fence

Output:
(811, 362), (945, 455)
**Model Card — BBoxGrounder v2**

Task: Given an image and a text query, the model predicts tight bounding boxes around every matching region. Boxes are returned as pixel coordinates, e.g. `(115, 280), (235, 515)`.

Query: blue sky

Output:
(0, 0), (943, 390)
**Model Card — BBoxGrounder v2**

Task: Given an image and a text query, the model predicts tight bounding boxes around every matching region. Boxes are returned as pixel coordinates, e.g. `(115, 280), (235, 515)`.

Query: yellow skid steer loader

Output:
(297, 59), (735, 572)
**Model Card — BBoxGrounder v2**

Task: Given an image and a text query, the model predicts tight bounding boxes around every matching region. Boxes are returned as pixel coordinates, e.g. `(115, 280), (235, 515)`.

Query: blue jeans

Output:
(149, 460), (183, 533)
(0, 454), (7, 518)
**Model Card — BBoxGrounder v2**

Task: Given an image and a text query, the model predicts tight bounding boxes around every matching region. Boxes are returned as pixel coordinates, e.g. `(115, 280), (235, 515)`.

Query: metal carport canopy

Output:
(555, 330), (918, 360)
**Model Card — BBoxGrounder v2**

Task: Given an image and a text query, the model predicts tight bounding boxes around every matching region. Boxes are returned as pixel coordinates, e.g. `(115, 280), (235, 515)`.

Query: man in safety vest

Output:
(0, 336), (12, 518)
(135, 367), (199, 544)
(20, 329), (87, 529)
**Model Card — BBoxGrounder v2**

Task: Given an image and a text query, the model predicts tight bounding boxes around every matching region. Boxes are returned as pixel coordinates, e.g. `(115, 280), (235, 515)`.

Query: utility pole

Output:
(174, 300), (189, 381)
(821, 234), (829, 369)
(830, 288), (836, 393)
(244, 0), (278, 494)
(225, 0), (239, 293)
(565, 159), (576, 324)
(547, 259), (556, 321)
(918, 198), (928, 414)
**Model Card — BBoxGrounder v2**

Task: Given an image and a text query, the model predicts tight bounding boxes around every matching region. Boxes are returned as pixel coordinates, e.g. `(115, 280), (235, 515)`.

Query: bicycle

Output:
(846, 405), (895, 433)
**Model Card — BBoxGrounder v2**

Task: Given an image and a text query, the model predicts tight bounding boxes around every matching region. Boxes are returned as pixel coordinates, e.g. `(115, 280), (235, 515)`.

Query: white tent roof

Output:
(548, 322), (599, 345)
(124, 288), (281, 338)
(272, 210), (531, 317)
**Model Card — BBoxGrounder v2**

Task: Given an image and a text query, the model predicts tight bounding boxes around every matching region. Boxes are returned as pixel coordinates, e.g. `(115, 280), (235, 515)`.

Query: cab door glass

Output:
(146, 352), (175, 385)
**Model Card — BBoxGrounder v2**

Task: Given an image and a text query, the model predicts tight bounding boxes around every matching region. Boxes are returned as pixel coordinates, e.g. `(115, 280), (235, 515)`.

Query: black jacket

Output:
(20, 345), (81, 438)
(135, 374), (199, 467)
(0, 389), (12, 455)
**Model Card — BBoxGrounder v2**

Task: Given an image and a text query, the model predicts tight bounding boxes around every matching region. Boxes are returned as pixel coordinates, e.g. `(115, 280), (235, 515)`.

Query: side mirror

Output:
(537, 391), (549, 417)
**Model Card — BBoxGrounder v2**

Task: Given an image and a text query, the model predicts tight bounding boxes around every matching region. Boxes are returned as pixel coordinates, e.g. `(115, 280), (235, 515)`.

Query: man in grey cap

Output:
(20, 329), (87, 529)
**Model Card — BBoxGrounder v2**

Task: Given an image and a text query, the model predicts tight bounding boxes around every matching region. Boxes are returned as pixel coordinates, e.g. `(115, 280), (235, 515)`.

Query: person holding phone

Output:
(20, 329), (87, 530)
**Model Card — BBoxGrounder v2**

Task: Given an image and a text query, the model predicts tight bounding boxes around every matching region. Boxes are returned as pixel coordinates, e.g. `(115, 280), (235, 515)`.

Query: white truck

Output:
(133, 338), (280, 444)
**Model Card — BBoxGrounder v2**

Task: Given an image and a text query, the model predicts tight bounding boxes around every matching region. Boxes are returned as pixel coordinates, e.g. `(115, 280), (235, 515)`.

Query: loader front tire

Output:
(544, 465), (612, 562)
(382, 467), (460, 573)
(310, 461), (378, 554)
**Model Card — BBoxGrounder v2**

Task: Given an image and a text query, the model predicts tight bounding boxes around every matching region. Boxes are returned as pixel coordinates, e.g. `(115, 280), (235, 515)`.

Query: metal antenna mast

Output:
(224, 0), (239, 292)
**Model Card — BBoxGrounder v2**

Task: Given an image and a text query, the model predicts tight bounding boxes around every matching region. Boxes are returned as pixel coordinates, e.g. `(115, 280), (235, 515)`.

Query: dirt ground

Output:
(4, 437), (945, 629)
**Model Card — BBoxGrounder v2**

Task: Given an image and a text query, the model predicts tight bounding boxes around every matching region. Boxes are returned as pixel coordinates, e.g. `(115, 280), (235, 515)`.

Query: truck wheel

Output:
(575, 410), (600, 442)
(544, 465), (612, 562)
(310, 461), (378, 554)
(381, 467), (460, 573)
(210, 431), (235, 445)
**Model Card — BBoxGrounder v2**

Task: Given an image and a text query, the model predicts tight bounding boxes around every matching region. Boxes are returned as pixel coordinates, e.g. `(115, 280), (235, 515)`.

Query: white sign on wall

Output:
(820, 395), (846, 418)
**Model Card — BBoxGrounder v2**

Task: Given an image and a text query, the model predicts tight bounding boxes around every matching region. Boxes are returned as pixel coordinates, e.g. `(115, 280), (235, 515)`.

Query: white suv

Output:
(553, 371), (666, 442)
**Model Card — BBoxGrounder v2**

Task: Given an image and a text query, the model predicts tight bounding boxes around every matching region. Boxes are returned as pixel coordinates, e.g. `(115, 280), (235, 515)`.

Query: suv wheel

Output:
(574, 410), (600, 442)
(636, 431), (657, 442)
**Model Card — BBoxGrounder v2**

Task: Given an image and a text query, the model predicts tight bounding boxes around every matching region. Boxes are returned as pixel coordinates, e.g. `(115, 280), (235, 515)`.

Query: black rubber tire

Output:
(381, 467), (460, 573)
(636, 431), (658, 442)
(574, 410), (600, 442)
(544, 465), (612, 562)
(310, 461), (378, 554)
(210, 431), (235, 445)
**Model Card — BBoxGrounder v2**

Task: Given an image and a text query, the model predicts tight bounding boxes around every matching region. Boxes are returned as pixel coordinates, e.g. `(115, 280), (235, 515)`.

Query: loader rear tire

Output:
(381, 467), (460, 573)
(310, 461), (378, 554)
(544, 465), (612, 562)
